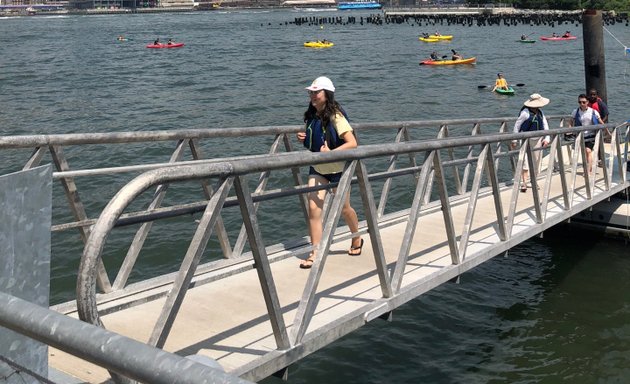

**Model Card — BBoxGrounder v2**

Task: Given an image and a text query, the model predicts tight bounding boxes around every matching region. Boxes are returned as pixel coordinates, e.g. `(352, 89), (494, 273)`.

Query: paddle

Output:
(478, 83), (525, 89)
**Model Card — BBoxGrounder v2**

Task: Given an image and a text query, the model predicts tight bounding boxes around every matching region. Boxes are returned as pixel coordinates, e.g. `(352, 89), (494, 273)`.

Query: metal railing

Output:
(0, 291), (251, 384)
(2, 117), (627, 306)
(0, 116), (569, 298)
(0, 116), (568, 270)
(72, 121), (628, 382)
(2, 118), (628, 382)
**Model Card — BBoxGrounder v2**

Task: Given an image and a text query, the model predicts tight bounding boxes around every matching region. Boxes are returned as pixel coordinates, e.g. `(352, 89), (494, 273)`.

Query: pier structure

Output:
(0, 117), (628, 383)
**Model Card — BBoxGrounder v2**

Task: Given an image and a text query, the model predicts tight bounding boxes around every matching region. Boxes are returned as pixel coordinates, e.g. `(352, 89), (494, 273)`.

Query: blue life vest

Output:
(303, 109), (349, 152)
(518, 108), (545, 132)
(573, 109), (599, 126)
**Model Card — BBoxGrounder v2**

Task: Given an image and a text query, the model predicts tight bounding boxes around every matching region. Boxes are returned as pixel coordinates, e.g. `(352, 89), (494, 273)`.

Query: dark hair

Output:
(578, 93), (588, 100)
(303, 89), (342, 127)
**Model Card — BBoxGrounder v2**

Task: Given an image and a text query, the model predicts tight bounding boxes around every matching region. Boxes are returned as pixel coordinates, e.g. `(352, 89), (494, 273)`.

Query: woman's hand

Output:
(320, 141), (330, 152)
(296, 132), (306, 143)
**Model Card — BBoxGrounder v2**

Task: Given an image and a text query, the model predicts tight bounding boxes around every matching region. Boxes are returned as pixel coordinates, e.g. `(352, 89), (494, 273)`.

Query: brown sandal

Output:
(300, 254), (315, 269)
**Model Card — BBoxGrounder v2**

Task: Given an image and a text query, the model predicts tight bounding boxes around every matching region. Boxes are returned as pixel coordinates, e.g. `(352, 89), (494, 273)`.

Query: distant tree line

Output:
(471, 0), (629, 12)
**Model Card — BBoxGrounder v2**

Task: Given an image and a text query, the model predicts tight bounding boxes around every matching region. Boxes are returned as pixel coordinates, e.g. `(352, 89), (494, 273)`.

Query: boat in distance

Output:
(419, 57), (476, 65)
(427, 35), (453, 40)
(304, 41), (334, 48)
(540, 35), (577, 41)
(338, 0), (382, 10)
(495, 87), (515, 95)
(146, 42), (185, 48)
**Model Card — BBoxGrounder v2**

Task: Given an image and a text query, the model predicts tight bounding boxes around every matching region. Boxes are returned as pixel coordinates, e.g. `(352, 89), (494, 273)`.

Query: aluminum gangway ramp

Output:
(41, 122), (627, 384)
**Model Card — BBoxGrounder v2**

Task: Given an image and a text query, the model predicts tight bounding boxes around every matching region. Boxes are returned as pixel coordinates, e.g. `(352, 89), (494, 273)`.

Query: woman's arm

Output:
(320, 113), (356, 152)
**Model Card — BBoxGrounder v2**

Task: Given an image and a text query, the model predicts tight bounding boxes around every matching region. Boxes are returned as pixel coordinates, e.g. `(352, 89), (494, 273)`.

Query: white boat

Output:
(337, 0), (382, 10)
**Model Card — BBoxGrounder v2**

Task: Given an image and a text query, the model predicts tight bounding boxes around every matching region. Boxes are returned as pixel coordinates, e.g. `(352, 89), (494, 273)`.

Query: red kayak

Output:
(146, 43), (185, 48)
(540, 36), (577, 41)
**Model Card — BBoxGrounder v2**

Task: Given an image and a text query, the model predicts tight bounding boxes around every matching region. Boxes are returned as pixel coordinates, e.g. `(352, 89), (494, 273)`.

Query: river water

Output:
(1, 9), (629, 384)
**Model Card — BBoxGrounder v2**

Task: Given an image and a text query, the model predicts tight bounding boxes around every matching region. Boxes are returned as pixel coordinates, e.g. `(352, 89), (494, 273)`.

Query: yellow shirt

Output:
(313, 112), (353, 175)
(495, 78), (508, 88)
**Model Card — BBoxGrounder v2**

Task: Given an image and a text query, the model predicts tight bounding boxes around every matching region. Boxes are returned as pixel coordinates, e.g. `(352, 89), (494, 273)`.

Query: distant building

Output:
(281, 0), (335, 6)
(68, 0), (158, 9)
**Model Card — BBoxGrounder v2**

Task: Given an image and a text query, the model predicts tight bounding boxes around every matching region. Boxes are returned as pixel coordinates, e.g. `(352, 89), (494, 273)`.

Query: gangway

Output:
(0, 117), (628, 383)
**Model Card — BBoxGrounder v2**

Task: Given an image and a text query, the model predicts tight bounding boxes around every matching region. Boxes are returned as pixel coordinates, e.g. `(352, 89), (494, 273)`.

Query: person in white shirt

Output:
(571, 93), (604, 173)
(512, 93), (551, 192)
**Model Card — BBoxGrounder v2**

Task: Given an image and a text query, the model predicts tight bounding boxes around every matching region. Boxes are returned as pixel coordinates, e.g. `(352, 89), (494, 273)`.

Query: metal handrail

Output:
(0, 291), (251, 384)
(75, 122), (629, 382)
(6, 116), (577, 297)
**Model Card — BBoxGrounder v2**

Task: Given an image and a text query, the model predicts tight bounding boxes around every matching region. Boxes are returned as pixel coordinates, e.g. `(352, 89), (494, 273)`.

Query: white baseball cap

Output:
(305, 76), (335, 92)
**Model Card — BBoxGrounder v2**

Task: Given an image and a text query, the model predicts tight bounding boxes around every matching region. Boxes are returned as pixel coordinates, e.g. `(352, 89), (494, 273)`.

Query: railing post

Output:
(233, 175), (291, 350)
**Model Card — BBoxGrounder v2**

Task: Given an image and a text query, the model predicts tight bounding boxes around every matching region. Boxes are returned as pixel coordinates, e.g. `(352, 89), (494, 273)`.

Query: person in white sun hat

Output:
(512, 93), (551, 193)
(295, 76), (362, 269)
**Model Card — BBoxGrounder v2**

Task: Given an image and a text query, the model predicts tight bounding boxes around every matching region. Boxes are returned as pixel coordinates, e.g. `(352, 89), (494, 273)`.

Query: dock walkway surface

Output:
(1, 117), (628, 383)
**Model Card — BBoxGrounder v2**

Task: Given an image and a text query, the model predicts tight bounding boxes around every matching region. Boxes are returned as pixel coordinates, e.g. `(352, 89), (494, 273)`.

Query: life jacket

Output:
(518, 108), (545, 132)
(573, 108), (599, 126)
(303, 109), (349, 152)
(589, 97), (608, 120)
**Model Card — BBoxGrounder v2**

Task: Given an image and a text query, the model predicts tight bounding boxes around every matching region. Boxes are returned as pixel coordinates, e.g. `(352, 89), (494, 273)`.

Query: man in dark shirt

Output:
(587, 88), (608, 123)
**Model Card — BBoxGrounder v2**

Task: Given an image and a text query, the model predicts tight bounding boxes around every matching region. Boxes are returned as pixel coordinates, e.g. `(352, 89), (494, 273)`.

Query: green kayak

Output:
(495, 87), (515, 95)
(517, 39), (536, 43)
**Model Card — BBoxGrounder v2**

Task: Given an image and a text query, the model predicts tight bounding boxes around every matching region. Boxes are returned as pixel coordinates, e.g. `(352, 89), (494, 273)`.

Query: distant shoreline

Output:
(1, 5), (624, 21)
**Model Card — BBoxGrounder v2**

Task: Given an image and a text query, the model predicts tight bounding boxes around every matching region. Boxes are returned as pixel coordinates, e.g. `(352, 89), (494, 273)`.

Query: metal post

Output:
(582, 9), (607, 102)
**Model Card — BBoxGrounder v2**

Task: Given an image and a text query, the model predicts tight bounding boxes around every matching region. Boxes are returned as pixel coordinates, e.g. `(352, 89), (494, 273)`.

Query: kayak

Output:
(495, 87), (515, 95)
(146, 43), (185, 48)
(419, 37), (440, 42)
(427, 35), (453, 40)
(304, 41), (334, 48)
(540, 36), (577, 41)
(517, 39), (536, 43)
(420, 57), (476, 65)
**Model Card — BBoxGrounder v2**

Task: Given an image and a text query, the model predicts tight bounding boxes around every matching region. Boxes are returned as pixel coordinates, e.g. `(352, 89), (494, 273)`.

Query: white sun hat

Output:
(523, 93), (550, 108)
(305, 76), (335, 93)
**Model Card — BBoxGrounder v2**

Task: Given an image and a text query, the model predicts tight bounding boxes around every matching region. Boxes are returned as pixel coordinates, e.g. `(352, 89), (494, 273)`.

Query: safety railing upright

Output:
(75, 122), (628, 383)
(0, 116), (572, 302)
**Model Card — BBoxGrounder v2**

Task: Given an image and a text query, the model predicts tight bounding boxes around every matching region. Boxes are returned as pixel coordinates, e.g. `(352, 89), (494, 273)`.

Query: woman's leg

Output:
(341, 190), (362, 255)
(301, 174), (327, 268)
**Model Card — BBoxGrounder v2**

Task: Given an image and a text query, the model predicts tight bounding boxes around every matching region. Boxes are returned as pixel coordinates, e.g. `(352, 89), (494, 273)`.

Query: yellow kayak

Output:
(428, 35), (453, 40)
(419, 57), (476, 65)
(304, 41), (334, 48)
(419, 37), (440, 42)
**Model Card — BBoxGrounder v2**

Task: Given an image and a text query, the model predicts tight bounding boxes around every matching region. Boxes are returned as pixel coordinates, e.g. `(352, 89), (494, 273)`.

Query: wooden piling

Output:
(582, 9), (607, 103)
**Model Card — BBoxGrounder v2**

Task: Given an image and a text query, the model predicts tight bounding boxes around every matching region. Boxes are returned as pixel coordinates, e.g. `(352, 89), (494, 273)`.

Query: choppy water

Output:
(1, 9), (629, 384)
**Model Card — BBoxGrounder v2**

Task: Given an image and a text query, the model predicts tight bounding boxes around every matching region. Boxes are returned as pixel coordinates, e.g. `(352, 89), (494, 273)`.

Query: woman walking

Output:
(295, 76), (363, 269)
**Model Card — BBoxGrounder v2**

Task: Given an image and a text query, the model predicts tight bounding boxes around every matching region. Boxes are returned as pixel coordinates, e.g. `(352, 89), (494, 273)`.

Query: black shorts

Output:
(309, 166), (342, 183)
(584, 134), (595, 150)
